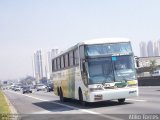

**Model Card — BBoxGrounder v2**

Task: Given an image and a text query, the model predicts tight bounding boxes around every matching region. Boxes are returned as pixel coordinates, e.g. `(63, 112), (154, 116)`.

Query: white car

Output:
(36, 84), (47, 91)
(14, 86), (22, 91)
(152, 70), (160, 76)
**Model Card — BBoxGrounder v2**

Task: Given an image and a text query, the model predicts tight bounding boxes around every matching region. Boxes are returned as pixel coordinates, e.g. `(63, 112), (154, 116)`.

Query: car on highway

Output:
(152, 70), (160, 76)
(36, 84), (47, 91)
(14, 86), (22, 91)
(46, 83), (54, 92)
(21, 86), (32, 94)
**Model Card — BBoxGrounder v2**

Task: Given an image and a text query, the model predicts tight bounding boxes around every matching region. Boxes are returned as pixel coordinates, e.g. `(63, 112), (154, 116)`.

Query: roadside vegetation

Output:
(0, 90), (10, 114)
(136, 60), (158, 75)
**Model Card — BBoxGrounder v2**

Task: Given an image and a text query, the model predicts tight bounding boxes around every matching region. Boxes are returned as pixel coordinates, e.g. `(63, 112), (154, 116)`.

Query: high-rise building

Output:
(45, 51), (52, 79)
(140, 40), (160, 57)
(154, 40), (160, 56)
(139, 41), (147, 57)
(51, 49), (59, 59)
(33, 50), (43, 81)
(33, 49), (59, 81)
(147, 40), (154, 57)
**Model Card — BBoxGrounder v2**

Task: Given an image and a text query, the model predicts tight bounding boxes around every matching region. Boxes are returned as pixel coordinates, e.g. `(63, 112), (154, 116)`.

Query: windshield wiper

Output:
(102, 80), (114, 84)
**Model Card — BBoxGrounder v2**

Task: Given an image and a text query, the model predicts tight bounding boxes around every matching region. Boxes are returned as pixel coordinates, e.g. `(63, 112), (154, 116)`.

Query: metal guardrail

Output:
(138, 76), (160, 86)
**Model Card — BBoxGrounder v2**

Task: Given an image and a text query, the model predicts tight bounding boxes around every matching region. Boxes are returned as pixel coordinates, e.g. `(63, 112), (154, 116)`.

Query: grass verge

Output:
(0, 90), (10, 114)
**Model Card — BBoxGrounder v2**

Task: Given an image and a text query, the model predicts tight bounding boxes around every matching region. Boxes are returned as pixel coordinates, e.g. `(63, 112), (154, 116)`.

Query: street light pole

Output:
(134, 56), (139, 68)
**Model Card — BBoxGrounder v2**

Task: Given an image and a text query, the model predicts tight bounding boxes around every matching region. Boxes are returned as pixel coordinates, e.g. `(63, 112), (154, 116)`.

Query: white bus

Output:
(51, 38), (138, 104)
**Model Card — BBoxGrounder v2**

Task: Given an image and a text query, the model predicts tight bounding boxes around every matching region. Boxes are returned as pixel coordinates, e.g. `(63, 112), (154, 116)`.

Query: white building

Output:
(45, 52), (52, 79)
(51, 49), (59, 58)
(147, 40), (154, 57)
(140, 40), (160, 57)
(33, 49), (59, 81)
(154, 40), (160, 56)
(33, 50), (43, 81)
(139, 41), (147, 57)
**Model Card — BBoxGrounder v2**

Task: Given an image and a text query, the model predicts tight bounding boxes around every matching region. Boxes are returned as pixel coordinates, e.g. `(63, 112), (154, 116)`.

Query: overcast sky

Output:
(1, 0), (160, 80)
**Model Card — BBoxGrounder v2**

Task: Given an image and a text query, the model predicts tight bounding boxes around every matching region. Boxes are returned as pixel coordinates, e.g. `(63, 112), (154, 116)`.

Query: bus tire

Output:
(57, 87), (60, 96)
(118, 98), (125, 104)
(59, 88), (64, 102)
(79, 88), (86, 106)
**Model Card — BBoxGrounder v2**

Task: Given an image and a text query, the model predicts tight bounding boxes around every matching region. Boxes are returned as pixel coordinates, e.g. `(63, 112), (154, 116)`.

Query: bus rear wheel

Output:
(59, 88), (64, 102)
(118, 98), (125, 104)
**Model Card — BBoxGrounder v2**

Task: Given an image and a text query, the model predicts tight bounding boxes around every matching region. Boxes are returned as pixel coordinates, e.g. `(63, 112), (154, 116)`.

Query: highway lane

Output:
(3, 86), (160, 120)
(4, 90), (124, 120)
(4, 90), (76, 114)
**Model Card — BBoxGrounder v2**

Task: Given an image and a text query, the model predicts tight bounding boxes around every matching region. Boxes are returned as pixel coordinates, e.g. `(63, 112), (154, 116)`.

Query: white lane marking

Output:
(126, 99), (147, 102)
(32, 110), (53, 114)
(7, 90), (124, 120)
(32, 109), (87, 114)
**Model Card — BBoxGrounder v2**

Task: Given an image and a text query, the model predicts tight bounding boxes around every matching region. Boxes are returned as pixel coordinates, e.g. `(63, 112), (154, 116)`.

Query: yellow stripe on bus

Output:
(127, 80), (137, 85)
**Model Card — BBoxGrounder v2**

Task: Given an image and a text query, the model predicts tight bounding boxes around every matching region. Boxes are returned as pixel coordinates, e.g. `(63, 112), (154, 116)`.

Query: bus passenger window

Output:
(61, 56), (64, 69)
(65, 54), (69, 68)
(69, 51), (74, 66)
(74, 49), (79, 65)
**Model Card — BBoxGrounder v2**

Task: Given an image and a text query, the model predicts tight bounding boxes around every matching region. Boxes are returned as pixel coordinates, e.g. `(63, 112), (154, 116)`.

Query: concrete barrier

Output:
(138, 76), (160, 86)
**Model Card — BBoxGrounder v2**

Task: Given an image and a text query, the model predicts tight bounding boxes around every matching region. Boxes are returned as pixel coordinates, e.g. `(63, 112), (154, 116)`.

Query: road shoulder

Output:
(3, 90), (20, 120)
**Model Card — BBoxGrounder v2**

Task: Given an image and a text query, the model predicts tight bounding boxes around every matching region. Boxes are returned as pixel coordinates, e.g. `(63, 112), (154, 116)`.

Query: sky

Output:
(0, 0), (160, 80)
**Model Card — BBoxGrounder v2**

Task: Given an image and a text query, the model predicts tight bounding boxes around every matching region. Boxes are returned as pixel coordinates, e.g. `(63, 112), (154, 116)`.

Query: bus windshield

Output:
(88, 58), (114, 84)
(87, 56), (136, 84)
(113, 56), (136, 81)
(85, 42), (132, 56)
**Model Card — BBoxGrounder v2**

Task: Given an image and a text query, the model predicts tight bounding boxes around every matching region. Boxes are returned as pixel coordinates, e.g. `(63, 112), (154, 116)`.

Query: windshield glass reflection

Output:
(87, 56), (136, 84)
(113, 56), (136, 81)
(88, 58), (114, 84)
(85, 43), (132, 56)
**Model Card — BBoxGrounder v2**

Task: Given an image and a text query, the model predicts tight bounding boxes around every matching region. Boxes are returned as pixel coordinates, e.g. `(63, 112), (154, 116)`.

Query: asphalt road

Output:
(3, 86), (160, 120)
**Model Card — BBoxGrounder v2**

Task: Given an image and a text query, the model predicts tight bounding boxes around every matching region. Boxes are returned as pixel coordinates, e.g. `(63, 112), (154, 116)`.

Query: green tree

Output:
(149, 60), (157, 74)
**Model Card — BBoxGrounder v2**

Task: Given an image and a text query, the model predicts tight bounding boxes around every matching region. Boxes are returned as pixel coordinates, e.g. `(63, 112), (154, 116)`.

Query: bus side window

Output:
(80, 60), (88, 85)
(79, 45), (85, 59)
(52, 59), (56, 71)
(56, 59), (58, 70)
(74, 49), (79, 65)
(69, 51), (74, 66)
(61, 56), (64, 69)
(65, 54), (69, 68)
(52, 59), (54, 72)
(57, 57), (61, 70)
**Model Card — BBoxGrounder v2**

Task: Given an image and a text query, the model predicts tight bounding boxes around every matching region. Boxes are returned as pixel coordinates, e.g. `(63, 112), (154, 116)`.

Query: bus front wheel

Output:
(118, 98), (125, 104)
(79, 89), (86, 106)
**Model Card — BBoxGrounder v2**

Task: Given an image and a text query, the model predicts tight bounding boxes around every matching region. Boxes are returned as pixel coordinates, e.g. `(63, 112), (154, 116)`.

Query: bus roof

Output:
(53, 38), (130, 59)
(80, 38), (130, 45)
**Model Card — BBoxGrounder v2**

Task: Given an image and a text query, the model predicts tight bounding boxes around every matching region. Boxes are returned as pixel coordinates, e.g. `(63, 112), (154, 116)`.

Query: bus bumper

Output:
(86, 87), (139, 102)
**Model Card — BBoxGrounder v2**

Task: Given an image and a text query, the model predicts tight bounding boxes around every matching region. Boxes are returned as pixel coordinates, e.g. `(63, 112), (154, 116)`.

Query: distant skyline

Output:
(1, 0), (160, 80)
(140, 40), (160, 57)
